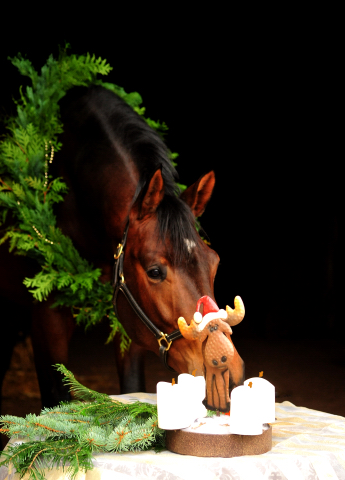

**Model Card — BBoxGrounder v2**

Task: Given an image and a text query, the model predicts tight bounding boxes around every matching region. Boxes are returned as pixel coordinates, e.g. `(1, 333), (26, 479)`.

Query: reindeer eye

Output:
(213, 324), (218, 330)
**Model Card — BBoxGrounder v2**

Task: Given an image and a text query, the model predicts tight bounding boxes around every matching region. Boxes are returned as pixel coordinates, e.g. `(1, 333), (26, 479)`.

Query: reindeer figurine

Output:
(178, 296), (245, 413)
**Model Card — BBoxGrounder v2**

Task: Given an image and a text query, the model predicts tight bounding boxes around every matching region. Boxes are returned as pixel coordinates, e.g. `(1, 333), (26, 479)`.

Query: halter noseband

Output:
(112, 221), (182, 372)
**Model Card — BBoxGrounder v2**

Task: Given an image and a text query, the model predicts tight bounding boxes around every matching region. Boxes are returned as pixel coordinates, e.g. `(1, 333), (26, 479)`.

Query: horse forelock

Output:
(156, 194), (201, 266)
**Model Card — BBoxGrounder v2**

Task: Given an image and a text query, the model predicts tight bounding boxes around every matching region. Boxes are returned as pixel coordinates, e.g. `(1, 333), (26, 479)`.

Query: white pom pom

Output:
(218, 309), (227, 319)
(193, 312), (203, 324)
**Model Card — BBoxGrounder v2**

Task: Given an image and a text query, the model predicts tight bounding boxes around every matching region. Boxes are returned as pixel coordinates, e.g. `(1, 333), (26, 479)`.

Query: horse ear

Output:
(137, 168), (165, 219)
(180, 171), (215, 217)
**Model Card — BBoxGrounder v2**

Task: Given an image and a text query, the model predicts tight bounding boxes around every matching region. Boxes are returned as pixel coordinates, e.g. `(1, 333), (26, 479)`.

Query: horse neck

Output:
(54, 138), (140, 265)
(101, 159), (141, 241)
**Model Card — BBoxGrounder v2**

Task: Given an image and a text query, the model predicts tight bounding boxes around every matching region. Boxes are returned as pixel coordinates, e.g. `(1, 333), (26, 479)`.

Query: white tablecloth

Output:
(1, 392), (345, 480)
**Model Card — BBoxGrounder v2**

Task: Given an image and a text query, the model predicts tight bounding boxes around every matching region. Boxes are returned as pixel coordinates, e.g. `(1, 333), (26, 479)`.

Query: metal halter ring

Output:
(157, 332), (173, 351)
(114, 243), (123, 260)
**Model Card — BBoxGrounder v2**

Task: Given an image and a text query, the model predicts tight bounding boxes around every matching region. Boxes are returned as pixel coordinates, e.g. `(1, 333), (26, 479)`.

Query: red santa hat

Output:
(194, 295), (227, 328)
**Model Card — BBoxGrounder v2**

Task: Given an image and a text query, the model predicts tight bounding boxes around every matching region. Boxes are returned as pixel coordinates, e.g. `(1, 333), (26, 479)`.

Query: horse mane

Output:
(59, 85), (199, 265)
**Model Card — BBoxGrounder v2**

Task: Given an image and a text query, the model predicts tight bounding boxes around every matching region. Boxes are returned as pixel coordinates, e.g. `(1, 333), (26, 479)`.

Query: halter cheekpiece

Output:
(112, 220), (182, 372)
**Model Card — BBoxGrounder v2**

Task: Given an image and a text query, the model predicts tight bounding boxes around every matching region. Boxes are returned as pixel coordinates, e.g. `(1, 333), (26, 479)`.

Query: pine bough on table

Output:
(0, 364), (165, 480)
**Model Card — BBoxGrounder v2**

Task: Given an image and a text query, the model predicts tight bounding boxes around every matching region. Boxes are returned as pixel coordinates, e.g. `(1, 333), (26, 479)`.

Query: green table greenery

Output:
(0, 364), (165, 480)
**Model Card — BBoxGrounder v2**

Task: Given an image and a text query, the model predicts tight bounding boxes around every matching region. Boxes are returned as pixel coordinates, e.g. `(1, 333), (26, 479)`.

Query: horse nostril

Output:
(221, 356), (227, 363)
(212, 359), (218, 366)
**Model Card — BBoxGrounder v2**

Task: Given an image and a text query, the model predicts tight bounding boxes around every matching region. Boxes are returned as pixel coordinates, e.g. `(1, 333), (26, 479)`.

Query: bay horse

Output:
(0, 85), (245, 411)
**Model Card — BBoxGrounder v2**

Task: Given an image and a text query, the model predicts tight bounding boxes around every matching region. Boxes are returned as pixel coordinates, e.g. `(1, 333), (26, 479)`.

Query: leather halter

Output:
(112, 221), (182, 372)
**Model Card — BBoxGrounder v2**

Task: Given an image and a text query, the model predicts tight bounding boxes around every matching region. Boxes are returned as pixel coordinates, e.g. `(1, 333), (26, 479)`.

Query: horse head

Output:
(113, 166), (245, 391)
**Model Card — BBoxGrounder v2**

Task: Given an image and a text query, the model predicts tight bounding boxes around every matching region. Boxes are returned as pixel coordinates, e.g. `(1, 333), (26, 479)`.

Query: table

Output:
(1, 392), (345, 480)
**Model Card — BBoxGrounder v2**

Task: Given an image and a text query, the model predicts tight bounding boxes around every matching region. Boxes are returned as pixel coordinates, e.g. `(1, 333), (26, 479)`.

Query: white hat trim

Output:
(195, 309), (227, 331)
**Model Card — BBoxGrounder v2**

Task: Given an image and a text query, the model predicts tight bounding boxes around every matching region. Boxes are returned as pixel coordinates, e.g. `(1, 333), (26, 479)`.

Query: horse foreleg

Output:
(31, 300), (75, 408)
(0, 299), (30, 414)
(0, 299), (31, 448)
(0, 301), (18, 415)
(0, 317), (14, 449)
(114, 338), (146, 393)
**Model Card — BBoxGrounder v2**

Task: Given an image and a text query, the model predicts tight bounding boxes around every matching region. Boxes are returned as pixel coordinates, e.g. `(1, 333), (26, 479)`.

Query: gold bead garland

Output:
(16, 142), (55, 245)
(44, 141), (54, 188)
(16, 199), (54, 245)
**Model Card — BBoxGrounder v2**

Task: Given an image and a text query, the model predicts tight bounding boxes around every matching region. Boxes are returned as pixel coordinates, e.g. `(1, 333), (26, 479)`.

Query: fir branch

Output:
(55, 364), (113, 404)
(0, 365), (164, 480)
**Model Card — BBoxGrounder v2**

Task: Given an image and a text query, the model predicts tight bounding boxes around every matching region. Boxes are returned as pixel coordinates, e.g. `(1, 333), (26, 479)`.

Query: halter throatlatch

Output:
(112, 221), (182, 372)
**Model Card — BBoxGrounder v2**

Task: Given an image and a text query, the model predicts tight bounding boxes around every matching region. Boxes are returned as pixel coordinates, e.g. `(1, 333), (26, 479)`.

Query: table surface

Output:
(1, 392), (345, 480)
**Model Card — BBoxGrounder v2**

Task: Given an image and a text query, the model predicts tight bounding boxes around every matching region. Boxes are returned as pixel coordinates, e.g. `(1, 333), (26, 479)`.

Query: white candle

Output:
(229, 385), (263, 435)
(178, 374), (207, 420)
(157, 374), (206, 430)
(157, 381), (193, 430)
(244, 377), (275, 424)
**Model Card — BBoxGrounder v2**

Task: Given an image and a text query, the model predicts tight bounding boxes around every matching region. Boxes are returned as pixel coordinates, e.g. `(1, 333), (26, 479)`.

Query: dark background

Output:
(1, 17), (341, 340)
(0, 12), (343, 424)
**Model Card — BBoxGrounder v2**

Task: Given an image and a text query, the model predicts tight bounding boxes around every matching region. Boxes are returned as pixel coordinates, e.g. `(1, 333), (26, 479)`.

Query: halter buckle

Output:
(157, 332), (172, 351)
(114, 243), (124, 260)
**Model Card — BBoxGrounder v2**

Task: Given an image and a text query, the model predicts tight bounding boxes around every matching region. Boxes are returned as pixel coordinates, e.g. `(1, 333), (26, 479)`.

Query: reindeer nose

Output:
(212, 359), (218, 366)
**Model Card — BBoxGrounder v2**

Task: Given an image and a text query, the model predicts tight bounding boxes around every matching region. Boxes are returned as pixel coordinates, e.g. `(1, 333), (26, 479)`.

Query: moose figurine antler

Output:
(178, 295), (245, 413)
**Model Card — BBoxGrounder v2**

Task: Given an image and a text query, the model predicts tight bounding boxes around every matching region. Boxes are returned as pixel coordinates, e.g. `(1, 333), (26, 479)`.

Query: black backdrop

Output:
(0, 15), (341, 340)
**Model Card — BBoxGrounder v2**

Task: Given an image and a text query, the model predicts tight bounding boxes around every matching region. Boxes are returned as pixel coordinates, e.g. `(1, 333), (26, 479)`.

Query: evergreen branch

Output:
(0, 365), (164, 480)
(55, 364), (113, 403)
(27, 448), (49, 472)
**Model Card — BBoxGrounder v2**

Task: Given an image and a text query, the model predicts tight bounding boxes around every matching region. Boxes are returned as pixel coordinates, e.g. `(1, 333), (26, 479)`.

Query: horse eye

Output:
(147, 267), (162, 279)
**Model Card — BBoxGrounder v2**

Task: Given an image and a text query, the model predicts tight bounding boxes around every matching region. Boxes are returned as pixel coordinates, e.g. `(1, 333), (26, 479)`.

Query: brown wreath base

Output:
(165, 424), (272, 457)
